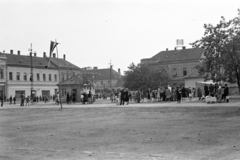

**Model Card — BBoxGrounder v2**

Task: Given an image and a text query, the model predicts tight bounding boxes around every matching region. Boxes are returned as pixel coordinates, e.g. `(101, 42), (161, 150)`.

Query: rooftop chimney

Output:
(182, 46), (186, 49)
(63, 54), (66, 60)
(34, 52), (36, 57)
(10, 50), (13, 54)
(166, 48), (168, 51)
(174, 47), (177, 50)
(43, 52), (46, 57)
(53, 53), (56, 58)
(17, 51), (20, 55)
(93, 67), (98, 70)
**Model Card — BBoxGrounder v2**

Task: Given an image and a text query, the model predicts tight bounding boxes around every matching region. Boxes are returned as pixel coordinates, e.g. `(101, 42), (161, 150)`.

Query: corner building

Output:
(0, 50), (80, 99)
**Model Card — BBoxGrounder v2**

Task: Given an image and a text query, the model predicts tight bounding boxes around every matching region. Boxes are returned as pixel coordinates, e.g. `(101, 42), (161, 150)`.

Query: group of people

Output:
(108, 83), (230, 105)
(66, 92), (76, 104)
(203, 83), (229, 102)
(109, 85), (198, 104)
(81, 91), (94, 104)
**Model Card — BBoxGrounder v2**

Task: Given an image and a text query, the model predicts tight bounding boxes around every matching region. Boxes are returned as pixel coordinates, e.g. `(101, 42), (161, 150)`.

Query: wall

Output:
(7, 66), (59, 98)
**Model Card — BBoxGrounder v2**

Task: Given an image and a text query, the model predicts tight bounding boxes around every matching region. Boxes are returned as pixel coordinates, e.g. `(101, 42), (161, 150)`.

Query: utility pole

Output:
(29, 44), (33, 100)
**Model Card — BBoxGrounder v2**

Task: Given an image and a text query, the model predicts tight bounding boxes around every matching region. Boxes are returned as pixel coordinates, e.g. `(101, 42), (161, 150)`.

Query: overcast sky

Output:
(0, 0), (239, 74)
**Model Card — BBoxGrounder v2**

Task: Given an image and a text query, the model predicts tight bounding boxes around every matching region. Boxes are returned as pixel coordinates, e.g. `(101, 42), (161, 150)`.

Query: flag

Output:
(45, 41), (59, 68)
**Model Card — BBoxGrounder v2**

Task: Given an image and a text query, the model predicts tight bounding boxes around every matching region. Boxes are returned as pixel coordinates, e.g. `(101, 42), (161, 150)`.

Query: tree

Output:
(191, 8), (240, 93)
(123, 62), (169, 91)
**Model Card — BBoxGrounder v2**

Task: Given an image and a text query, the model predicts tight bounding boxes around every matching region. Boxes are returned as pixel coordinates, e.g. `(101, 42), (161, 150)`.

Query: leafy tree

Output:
(191, 9), (240, 93)
(123, 62), (169, 91)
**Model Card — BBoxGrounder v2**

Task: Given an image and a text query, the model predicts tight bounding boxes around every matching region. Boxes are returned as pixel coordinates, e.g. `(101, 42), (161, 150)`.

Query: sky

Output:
(0, 0), (239, 75)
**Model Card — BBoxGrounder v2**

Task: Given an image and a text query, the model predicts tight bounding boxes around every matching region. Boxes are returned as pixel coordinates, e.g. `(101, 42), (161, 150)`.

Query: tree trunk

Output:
(235, 68), (240, 95)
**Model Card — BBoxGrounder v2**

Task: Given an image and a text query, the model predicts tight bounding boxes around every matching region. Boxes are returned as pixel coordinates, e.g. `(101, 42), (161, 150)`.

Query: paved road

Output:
(0, 98), (239, 109)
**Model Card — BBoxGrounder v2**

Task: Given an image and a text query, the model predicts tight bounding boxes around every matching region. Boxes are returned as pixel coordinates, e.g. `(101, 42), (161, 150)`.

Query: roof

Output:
(87, 68), (120, 80)
(0, 52), (80, 70)
(59, 74), (94, 87)
(147, 48), (204, 63)
(115, 77), (125, 87)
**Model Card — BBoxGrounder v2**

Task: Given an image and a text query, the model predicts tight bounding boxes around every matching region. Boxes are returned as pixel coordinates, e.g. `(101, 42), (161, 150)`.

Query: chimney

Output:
(93, 67), (98, 70)
(17, 50), (20, 55)
(10, 50), (13, 54)
(166, 48), (168, 51)
(182, 46), (186, 49)
(34, 52), (36, 57)
(43, 52), (46, 57)
(63, 54), (66, 60)
(174, 47), (177, 50)
(53, 53), (56, 58)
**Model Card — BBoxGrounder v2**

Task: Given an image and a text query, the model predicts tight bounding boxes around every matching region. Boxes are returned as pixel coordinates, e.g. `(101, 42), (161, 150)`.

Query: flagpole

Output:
(55, 40), (63, 109)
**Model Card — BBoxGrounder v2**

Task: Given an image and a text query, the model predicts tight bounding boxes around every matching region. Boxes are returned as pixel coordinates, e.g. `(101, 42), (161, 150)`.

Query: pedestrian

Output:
(20, 93), (25, 106)
(197, 87), (202, 100)
(13, 96), (16, 104)
(204, 84), (209, 97)
(1, 95), (3, 107)
(176, 86), (182, 103)
(209, 83), (215, 97)
(72, 93), (76, 104)
(25, 96), (30, 106)
(88, 91), (92, 104)
(223, 84), (229, 102)
(9, 95), (12, 105)
(120, 89), (125, 105)
(216, 86), (223, 102)
(124, 88), (129, 105)
(147, 88), (151, 102)
(165, 87), (171, 101)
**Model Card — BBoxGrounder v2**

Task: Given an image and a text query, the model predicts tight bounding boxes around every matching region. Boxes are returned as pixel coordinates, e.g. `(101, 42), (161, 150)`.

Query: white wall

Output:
(185, 78), (204, 88)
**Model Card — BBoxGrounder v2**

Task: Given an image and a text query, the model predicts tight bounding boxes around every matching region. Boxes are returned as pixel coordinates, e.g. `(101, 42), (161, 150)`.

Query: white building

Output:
(1, 50), (80, 99)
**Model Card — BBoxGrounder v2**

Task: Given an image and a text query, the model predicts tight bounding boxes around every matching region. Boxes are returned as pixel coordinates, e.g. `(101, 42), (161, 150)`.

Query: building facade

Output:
(86, 67), (124, 90)
(141, 47), (204, 87)
(0, 50), (81, 99)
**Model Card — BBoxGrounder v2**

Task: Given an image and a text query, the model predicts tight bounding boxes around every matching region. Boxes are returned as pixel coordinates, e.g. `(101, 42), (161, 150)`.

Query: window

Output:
(183, 67), (187, 76)
(172, 68), (177, 78)
(55, 74), (57, 81)
(0, 69), (4, 79)
(24, 73), (27, 81)
(16, 72), (20, 81)
(37, 73), (40, 81)
(62, 75), (65, 82)
(9, 72), (13, 80)
(49, 74), (51, 81)
(43, 74), (46, 81)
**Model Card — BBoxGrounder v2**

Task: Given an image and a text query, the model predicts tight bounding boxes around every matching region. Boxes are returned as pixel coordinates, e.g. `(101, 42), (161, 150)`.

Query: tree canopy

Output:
(123, 62), (169, 91)
(191, 8), (240, 92)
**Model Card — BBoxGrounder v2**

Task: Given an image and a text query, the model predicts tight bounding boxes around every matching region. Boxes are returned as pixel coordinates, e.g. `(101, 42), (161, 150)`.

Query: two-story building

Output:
(0, 50), (81, 99)
(141, 47), (204, 88)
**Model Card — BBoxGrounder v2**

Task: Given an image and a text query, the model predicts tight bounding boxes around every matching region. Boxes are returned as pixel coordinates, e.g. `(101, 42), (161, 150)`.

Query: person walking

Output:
(204, 84), (209, 97)
(25, 96), (30, 106)
(13, 96), (16, 104)
(223, 84), (229, 102)
(20, 93), (25, 106)
(9, 95), (12, 105)
(66, 92), (70, 104)
(216, 86), (223, 102)
(147, 88), (151, 102)
(120, 89), (125, 105)
(88, 91), (92, 104)
(176, 86), (182, 104)
(197, 87), (202, 100)
(0, 95), (3, 107)
(72, 93), (76, 104)
(124, 88), (130, 105)
(209, 83), (215, 97)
